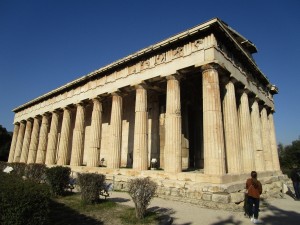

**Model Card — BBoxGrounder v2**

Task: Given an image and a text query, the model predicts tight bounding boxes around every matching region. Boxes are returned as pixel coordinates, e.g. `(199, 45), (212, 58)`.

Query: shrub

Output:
(8, 162), (27, 177)
(45, 166), (71, 196)
(0, 161), (7, 171)
(77, 173), (106, 204)
(128, 177), (157, 219)
(25, 163), (47, 183)
(0, 172), (50, 225)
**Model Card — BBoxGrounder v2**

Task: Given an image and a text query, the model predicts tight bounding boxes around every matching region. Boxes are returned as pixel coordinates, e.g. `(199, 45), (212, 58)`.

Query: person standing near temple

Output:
(291, 165), (300, 200)
(246, 171), (263, 224)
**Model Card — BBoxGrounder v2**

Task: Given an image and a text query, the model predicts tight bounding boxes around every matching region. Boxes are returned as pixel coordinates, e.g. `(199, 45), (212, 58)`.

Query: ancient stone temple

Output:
(8, 18), (285, 206)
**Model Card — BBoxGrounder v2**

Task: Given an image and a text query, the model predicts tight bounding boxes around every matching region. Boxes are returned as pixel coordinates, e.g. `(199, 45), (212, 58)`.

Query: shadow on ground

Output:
(47, 200), (104, 225)
(149, 206), (192, 225)
(108, 197), (130, 203)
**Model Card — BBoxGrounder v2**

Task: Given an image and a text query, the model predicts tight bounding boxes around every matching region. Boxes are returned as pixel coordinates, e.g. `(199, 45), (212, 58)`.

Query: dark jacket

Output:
(291, 168), (300, 182)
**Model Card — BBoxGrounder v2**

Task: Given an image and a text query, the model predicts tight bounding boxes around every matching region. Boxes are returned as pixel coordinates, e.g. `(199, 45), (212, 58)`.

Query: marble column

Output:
(133, 85), (148, 170)
(268, 111), (280, 171)
(87, 98), (102, 167)
(70, 103), (86, 166)
(202, 65), (226, 175)
(108, 93), (122, 169)
(238, 91), (255, 172)
(164, 75), (182, 173)
(251, 99), (265, 171)
(261, 107), (273, 171)
(20, 119), (33, 163)
(57, 107), (72, 165)
(45, 111), (60, 165)
(27, 117), (41, 163)
(13, 121), (26, 162)
(8, 123), (20, 163)
(36, 114), (50, 164)
(222, 79), (242, 173)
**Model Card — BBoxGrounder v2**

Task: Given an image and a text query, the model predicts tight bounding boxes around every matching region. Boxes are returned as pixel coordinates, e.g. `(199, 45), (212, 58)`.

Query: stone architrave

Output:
(87, 98), (102, 167)
(27, 117), (41, 163)
(268, 112), (280, 171)
(20, 119), (33, 163)
(222, 79), (242, 173)
(108, 93), (123, 169)
(238, 91), (255, 172)
(202, 65), (226, 175)
(261, 107), (273, 171)
(57, 107), (72, 165)
(251, 99), (265, 171)
(164, 75), (182, 173)
(133, 85), (148, 170)
(13, 121), (26, 162)
(8, 123), (20, 163)
(70, 103), (86, 166)
(45, 111), (60, 165)
(36, 114), (50, 164)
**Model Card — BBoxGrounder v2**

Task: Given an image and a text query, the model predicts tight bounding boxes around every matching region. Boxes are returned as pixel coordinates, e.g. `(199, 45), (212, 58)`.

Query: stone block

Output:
(230, 192), (245, 203)
(212, 193), (230, 203)
(202, 193), (212, 201)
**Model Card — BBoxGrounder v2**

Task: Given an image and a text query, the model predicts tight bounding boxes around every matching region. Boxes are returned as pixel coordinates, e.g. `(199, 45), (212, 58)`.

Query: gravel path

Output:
(109, 191), (300, 225)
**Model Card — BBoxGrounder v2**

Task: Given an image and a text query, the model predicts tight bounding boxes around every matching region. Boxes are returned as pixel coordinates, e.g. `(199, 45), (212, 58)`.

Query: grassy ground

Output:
(46, 193), (158, 225)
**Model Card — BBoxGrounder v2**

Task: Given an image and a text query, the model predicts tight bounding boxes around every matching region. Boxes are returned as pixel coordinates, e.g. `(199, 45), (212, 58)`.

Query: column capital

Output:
(166, 74), (182, 81)
(201, 62), (230, 76)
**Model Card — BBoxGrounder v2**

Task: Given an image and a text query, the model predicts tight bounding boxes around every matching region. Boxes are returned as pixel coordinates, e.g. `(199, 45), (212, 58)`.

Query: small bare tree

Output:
(128, 177), (157, 219)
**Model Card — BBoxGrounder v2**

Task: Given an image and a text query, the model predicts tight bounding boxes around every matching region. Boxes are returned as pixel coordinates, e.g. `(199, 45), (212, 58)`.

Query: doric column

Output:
(222, 79), (242, 173)
(133, 85), (148, 170)
(27, 117), (41, 163)
(36, 114), (50, 164)
(107, 93), (122, 169)
(45, 111), (60, 165)
(250, 99), (265, 171)
(238, 90), (255, 172)
(268, 112), (281, 171)
(8, 123), (20, 163)
(70, 103), (86, 166)
(202, 65), (226, 175)
(13, 121), (26, 162)
(57, 107), (72, 165)
(87, 98), (102, 167)
(261, 107), (273, 171)
(164, 75), (182, 173)
(20, 119), (33, 163)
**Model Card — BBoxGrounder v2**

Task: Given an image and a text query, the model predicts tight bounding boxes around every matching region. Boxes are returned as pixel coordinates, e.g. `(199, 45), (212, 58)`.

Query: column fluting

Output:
(20, 119), (33, 163)
(268, 112), (280, 171)
(45, 111), (60, 165)
(238, 91), (255, 172)
(202, 65), (226, 175)
(70, 103), (86, 166)
(261, 107), (273, 171)
(13, 121), (26, 162)
(108, 94), (122, 169)
(87, 98), (102, 167)
(251, 99), (265, 171)
(222, 80), (242, 173)
(8, 123), (20, 163)
(133, 85), (148, 170)
(57, 107), (72, 165)
(36, 114), (50, 164)
(27, 117), (41, 163)
(164, 76), (182, 173)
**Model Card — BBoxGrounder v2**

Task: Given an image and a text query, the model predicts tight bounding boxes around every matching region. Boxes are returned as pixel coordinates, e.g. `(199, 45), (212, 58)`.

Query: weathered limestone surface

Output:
(164, 76), (182, 173)
(268, 113), (281, 171)
(27, 117), (40, 163)
(87, 98), (102, 167)
(13, 121), (26, 162)
(222, 80), (242, 173)
(261, 108), (273, 171)
(202, 65), (226, 175)
(238, 91), (255, 172)
(45, 111), (60, 165)
(133, 85), (148, 170)
(108, 94), (122, 169)
(36, 114), (50, 164)
(20, 119), (33, 163)
(8, 123), (20, 163)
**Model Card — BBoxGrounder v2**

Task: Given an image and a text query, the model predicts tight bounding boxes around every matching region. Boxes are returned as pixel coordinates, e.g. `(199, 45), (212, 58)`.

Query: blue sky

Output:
(0, 0), (299, 145)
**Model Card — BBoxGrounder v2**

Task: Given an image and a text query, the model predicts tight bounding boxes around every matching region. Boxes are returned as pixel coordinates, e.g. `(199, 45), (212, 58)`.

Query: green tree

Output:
(279, 137), (300, 176)
(0, 125), (12, 161)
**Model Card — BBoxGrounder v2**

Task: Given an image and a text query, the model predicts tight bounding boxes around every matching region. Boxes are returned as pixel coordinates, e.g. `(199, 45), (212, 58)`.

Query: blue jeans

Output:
(293, 181), (300, 199)
(248, 196), (260, 219)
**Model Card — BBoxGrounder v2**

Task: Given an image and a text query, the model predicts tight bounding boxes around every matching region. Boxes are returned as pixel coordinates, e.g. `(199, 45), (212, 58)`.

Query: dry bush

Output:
(128, 177), (157, 219)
